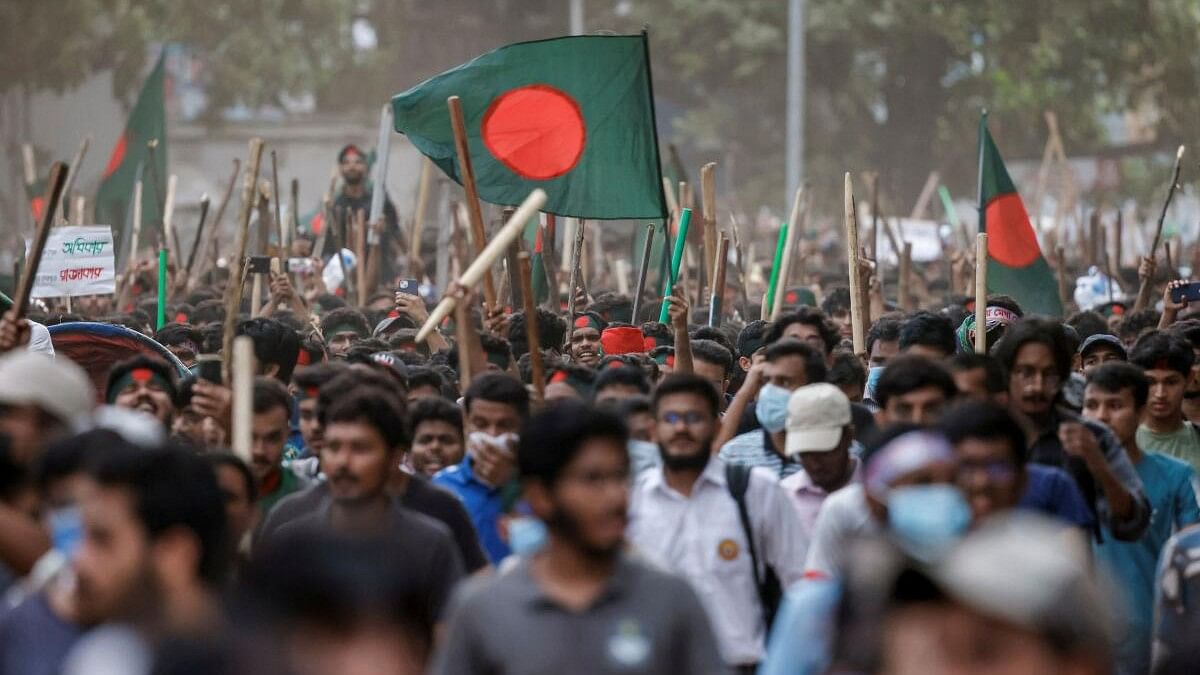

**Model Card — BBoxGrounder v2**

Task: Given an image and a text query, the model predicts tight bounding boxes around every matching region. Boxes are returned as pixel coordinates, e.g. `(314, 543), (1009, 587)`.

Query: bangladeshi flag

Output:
(977, 115), (1063, 317)
(391, 33), (668, 220)
(95, 52), (167, 246)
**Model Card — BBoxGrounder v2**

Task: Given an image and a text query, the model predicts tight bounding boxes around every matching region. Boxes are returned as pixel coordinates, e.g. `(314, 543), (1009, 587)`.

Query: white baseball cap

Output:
(785, 383), (851, 456)
(0, 351), (94, 427)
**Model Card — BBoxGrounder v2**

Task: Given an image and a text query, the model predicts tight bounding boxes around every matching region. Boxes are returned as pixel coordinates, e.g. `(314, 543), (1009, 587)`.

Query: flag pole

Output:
(772, 185), (805, 319)
(975, 233), (988, 354)
(157, 247), (168, 329)
(518, 252), (546, 404)
(1134, 145), (1185, 313)
(566, 219), (587, 320)
(447, 95), (498, 313)
(844, 172), (865, 357)
(11, 164), (67, 320)
(631, 222), (656, 323)
(223, 139), (265, 384)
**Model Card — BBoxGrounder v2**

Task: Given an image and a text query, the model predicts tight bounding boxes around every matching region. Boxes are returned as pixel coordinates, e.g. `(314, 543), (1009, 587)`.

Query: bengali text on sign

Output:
(29, 225), (117, 299)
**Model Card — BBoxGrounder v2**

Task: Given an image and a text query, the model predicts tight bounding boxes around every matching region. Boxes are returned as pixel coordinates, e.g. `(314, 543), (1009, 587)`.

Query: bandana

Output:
(296, 349), (313, 367)
(326, 323), (364, 338)
(106, 366), (172, 404)
(295, 385), (321, 402)
(174, 312), (188, 324)
(956, 306), (1019, 353)
(601, 326), (646, 356)
(573, 312), (605, 332)
(547, 369), (593, 398)
(864, 430), (955, 499)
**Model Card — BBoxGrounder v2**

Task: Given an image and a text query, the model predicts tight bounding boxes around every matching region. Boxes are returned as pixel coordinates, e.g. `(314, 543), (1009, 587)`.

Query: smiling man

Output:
(567, 311), (605, 368)
(105, 356), (179, 429)
(1131, 332), (1200, 472)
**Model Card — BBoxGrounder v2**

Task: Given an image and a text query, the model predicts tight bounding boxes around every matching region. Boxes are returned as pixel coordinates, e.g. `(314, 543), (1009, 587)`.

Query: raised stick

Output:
(975, 233), (989, 354)
(899, 241), (913, 312)
(410, 158), (433, 273)
(12, 163), (67, 319)
(287, 178), (299, 253)
(772, 185), (806, 319)
(566, 218), (587, 319)
(59, 135), (91, 224)
(763, 223), (789, 321)
(416, 190), (548, 343)
(369, 103), (393, 248)
(708, 236), (730, 327)
(223, 139), (265, 384)
(271, 150), (284, 249)
(162, 174), (179, 264)
(231, 336), (254, 462)
(631, 223), (656, 323)
(910, 171), (939, 220)
(1135, 145), (1186, 313)
(128, 180), (143, 271)
(355, 209), (368, 304)
(202, 159), (240, 276)
(844, 173), (865, 356)
(700, 162), (717, 290)
(517, 252), (545, 403)
(447, 95), (498, 312)
(659, 209), (693, 323)
(182, 194), (210, 288)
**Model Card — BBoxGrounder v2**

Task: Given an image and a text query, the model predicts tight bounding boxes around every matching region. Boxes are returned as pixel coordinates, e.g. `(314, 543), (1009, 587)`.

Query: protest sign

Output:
(29, 226), (117, 299)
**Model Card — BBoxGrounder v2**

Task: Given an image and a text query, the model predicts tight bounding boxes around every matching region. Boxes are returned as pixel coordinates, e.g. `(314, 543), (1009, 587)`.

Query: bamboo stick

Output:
(231, 336), (254, 462)
(772, 185), (805, 319)
(975, 233), (989, 354)
(223, 139), (265, 384)
(447, 95), (498, 311)
(517, 252), (545, 403)
(709, 236), (730, 326)
(844, 173), (865, 356)
(12, 163), (67, 319)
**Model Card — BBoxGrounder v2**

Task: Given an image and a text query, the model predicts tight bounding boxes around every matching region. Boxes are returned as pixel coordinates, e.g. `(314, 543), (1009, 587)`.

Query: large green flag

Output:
(978, 114), (1063, 317)
(391, 33), (667, 220)
(96, 53), (167, 251)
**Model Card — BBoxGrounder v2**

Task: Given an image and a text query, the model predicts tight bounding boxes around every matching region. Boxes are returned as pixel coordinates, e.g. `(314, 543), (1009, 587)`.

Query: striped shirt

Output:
(718, 430), (801, 479)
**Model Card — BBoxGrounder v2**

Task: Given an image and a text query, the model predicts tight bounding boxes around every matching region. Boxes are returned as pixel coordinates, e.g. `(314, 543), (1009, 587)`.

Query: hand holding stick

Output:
(1135, 145), (1185, 313)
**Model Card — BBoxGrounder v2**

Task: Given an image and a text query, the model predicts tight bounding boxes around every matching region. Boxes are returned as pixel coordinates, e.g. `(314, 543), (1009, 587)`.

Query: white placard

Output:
(29, 226), (116, 299)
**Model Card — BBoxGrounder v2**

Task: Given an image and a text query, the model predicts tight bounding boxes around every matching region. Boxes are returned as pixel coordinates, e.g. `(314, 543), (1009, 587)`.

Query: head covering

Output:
(571, 311), (606, 333)
(783, 287), (817, 308)
(955, 306), (1020, 353)
(1078, 333), (1127, 359)
(0, 351), (93, 426)
(650, 346), (675, 368)
(601, 326), (646, 356)
(338, 143), (365, 163)
(785, 383), (851, 455)
(864, 430), (955, 499)
(105, 358), (178, 405)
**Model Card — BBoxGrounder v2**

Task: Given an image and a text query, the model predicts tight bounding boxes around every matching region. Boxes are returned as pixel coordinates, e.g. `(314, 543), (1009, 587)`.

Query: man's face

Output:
(569, 327), (601, 367)
(783, 322), (828, 356)
(328, 331), (361, 358)
(952, 367), (990, 402)
(797, 430), (853, 492)
(250, 405), (290, 485)
(113, 375), (175, 426)
(1188, 348), (1200, 398)
(73, 480), (153, 626)
(339, 151), (367, 185)
(171, 405), (206, 445)
(1082, 384), (1141, 447)
(594, 383), (644, 406)
(214, 464), (256, 545)
(322, 421), (394, 503)
(409, 419), (464, 477)
(627, 410), (655, 444)
(1080, 346), (1123, 374)
(830, 309), (853, 339)
(954, 437), (1023, 522)
(76, 293), (114, 318)
(692, 360), (728, 398)
(0, 404), (60, 466)
(654, 392), (717, 468)
(1145, 367), (1187, 424)
(1009, 343), (1060, 417)
(881, 386), (948, 426)
(465, 398), (522, 437)
(763, 354), (809, 391)
(870, 339), (900, 367)
(540, 437), (630, 558)
(903, 343), (950, 361)
(297, 398), (322, 451)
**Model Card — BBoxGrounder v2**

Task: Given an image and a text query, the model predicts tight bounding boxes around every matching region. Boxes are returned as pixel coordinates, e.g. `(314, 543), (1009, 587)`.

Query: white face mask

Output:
(755, 383), (793, 433)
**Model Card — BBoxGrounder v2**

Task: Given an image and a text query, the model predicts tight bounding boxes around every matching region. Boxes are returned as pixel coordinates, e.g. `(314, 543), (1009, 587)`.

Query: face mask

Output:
(47, 507), (83, 559)
(755, 383), (792, 433)
(507, 516), (547, 556)
(866, 366), (885, 401)
(886, 484), (970, 562)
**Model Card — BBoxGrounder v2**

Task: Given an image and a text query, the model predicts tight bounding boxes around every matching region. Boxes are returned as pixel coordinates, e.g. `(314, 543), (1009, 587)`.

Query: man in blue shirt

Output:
(433, 373), (530, 564)
(1083, 362), (1200, 675)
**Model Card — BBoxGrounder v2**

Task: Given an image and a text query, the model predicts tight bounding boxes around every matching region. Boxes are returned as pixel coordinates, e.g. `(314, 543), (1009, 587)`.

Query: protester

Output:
(764, 307), (840, 364)
(946, 352), (1009, 404)
(1079, 333), (1128, 374)
(872, 354), (957, 427)
(105, 355), (179, 429)
(592, 364), (652, 405)
(567, 312), (605, 367)
(408, 396), (465, 477)
(250, 378), (310, 516)
(1130, 331), (1200, 471)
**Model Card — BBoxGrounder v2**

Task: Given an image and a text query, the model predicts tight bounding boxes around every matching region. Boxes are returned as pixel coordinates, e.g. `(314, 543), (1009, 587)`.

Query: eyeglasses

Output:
(659, 411), (709, 425)
(957, 459), (1018, 483)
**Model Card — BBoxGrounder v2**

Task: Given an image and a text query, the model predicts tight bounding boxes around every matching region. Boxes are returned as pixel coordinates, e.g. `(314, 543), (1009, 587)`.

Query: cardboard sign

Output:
(29, 226), (116, 299)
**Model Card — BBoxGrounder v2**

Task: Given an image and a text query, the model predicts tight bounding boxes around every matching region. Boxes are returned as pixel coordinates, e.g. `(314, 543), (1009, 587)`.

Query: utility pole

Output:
(785, 0), (806, 207)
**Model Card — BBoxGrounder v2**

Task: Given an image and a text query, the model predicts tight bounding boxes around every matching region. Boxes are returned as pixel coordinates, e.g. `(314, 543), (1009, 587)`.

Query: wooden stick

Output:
(250, 270), (263, 318)
(1135, 145), (1186, 313)
(899, 241), (913, 312)
(708, 236), (730, 326)
(539, 214), (560, 311)
(355, 209), (368, 304)
(256, 181), (272, 256)
(975, 233), (989, 354)
(867, 171), (880, 260)
(772, 185), (806, 319)
(1088, 209), (1100, 268)
(223, 139), (265, 384)
(910, 171), (940, 220)
(12, 163), (67, 319)
(71, 195), (85, 225)
(182, 194), (211, 291)
(202, 159), (240, 277)
(231, 336), (255, 462)
(502, 207), (524, 310)
(700, 162), (717, 290)
(631, 223), (656, 323)
(287, 178), (299, 253)
(566, 218), (587, 319)
(20, 144), (36, 188)
(728, 214), (753, 321)
(129, 180), (143, 271)
(271, 150), (284, 249)
(517, 253), (545, 403)
(410, 158), (433, 273)
(416, 190), (548, 343)
(447, 95), (498, 312)
(844, 173), (865, 356)
(1115, 208), (1124, 270)
(60, 135), (91, 224)
(1054, 246), (1070, 313)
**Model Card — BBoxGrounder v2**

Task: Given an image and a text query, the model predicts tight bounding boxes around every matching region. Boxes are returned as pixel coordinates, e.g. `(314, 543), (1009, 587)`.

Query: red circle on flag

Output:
(481, 85), (586, 180)
(985, 193), (1040, 267)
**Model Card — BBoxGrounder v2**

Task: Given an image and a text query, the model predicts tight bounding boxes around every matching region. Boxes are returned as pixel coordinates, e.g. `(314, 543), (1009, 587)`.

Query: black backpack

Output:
(726, 462), (783, 628)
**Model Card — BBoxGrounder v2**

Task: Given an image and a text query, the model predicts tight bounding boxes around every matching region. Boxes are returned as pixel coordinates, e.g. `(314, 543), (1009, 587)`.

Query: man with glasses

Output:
(993, 318), (1149, 541)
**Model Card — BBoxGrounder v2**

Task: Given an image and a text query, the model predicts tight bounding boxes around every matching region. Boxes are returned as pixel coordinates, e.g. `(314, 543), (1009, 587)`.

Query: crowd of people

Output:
(3, 149), (1200, 675)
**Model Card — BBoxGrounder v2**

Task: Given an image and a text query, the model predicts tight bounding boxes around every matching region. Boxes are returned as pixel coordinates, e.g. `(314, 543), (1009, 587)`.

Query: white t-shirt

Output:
(803, 483), (879, 579)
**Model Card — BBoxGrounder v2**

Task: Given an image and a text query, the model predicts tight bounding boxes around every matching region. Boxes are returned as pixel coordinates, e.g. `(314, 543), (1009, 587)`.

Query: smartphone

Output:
(396, 278), (421, 296)
(288, 257), (314, 275)
(248, 255), (271, 274)
(1171, 282), (1200, 304)
(194, 354), (223, 385)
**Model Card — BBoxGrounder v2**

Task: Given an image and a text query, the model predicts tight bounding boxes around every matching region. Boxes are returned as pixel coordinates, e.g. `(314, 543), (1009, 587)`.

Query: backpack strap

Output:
(726, 462), (768, 614)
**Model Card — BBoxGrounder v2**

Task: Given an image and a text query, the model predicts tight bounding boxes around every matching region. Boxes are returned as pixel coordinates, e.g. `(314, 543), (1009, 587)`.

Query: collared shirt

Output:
(433, 456), (520, 564)
(780, 458), (862, 542)
(430, 553), (724, 675)
(718, 429), (800, 479)
(627, 456), (808, 666)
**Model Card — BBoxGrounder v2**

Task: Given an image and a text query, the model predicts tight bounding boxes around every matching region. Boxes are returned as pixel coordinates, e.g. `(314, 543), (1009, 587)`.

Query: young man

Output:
(592, 365), (652, 405)
(237, 317), (301, 382)
(567, 311), (605, 368)
(764, 307), (840, 364)
(247, 378), (309, 518)
(628, 374), (807, 670)
(1131, 331), (1200, 471)
(994, 317), (1149, 541)
(898, 311), (956, 360)
(778, 384), (860, 543)
(946, 352), (1008, 404)
(872, 355), (958, 427)
(408, 397), (465, 477)
(432, 401), (724, 675)
(867, 317), (902, 368)
(719, 339), (828, 478)
(319, 307), (371, 358)
(736, 320), (770, 373)
(433, 372), (530, 564)
(1083, 362), (1200, 675)
(1079, 333), (1127, 374)
(690, 338), (735, 403)
(289, 362), (347, 459)
(105, 355), (178, 429)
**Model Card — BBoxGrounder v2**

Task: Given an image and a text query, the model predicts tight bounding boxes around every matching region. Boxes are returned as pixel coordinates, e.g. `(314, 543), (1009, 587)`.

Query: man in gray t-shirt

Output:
(430, 401), (723, 675)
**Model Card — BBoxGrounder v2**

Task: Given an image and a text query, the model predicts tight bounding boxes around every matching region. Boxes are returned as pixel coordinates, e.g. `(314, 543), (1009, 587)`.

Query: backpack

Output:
(726, 462), (783, 628)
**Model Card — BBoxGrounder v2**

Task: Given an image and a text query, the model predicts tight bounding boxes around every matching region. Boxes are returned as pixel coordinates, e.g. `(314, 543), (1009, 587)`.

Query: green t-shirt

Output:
(1137, 422), (1200, 472)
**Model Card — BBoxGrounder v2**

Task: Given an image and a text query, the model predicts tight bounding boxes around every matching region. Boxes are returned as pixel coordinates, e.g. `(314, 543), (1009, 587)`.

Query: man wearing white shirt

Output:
(627, 374), (807, 672)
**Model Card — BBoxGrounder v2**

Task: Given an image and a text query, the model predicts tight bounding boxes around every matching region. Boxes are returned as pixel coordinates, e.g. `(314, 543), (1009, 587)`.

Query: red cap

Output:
(601, 326), (647, 355)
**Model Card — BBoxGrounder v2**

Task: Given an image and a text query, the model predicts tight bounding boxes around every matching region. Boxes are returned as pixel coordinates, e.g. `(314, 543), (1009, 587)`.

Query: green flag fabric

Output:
(977, 115), (1063, 317)
(96, 53), (167, 251)
(392, 33), (667, 220)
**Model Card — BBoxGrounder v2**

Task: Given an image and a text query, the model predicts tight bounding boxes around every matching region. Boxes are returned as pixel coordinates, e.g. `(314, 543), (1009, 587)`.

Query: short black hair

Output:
(593, 365), (651, 397)
(1066, 310), (1111, 343)
(691, 327), (736, 358)
(320, 307), (371, 340)
(736, 320), (770, 358)
(821, 287), (852, 316)
(874, 355), (957, 409)
(35, 429), (128, 496)
(1169, 319), (1200, 351)
(828, 351), (866, 389)
(590, 292), (634, 324)
(939, 401), (1028, 465)
(155, 322), (202, 349)
(507, 308), (566, 357)
(1130, 331), (1195, 377)
(253, 377), (292, 416)
(324, 387), (409, 449)
(616, 394), (652, 418)
(518, 400), (628, 486)
(464, 372), (530, 421)
(191, 299), (226, 325)
(1120, 309), (1162, 343)
(691, 339), (733, 378)
(237, 317), (302, 382)
(765, 307), (840, 353)
(408, 397), (463, 440)
(206, 452), (257, 502)
(764, 338), (827, 384)
(652, 373), (722, 419)
(90, 445), (229, 586)
(899, 311), (956, 357)
(947, 352), (1008, 394)
(105, 354), (179, 405)
(1086, 361), (1150, 409)
(317, 370), (406, 427)
(405, 366), (447, 396)
(867, 318), (903, 356)
(291, 362), (349, 392)
(993, 317), (1074, 382)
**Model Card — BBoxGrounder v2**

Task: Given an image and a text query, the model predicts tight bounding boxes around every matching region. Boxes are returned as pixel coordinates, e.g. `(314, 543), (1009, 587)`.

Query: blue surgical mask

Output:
(866, 366), (885, 401)
(887, 484), (970, 562)
(755, 383), (792, 433)
(508, 516), (547, 556)
(47, 507), (83, 559)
